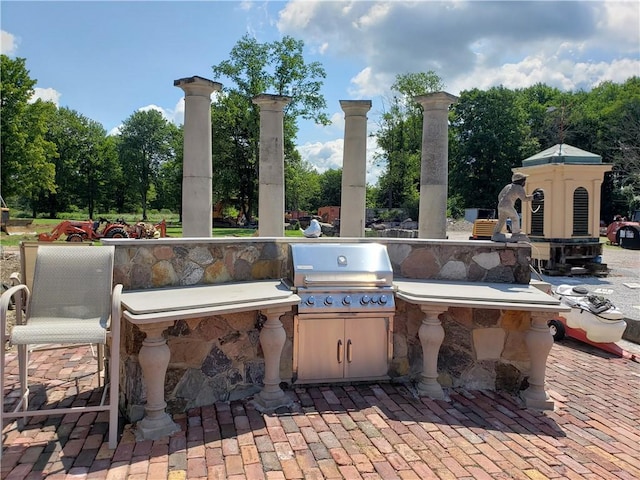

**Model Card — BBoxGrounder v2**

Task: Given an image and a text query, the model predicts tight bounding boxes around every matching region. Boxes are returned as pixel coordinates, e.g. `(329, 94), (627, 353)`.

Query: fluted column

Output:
(521, 312), (555, 410)
(340, 100), (371, 237)
(174, 76), (222, 237)
(253, 307), (293, 411)
(253, 94), (292, 237)
(417, 306), (447, 400)
(135, 321), (181, 440)
(414, 92), (458, 239)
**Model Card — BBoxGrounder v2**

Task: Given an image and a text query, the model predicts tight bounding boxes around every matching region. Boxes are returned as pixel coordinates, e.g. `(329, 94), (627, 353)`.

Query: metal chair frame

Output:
(1, 245), (122, 455)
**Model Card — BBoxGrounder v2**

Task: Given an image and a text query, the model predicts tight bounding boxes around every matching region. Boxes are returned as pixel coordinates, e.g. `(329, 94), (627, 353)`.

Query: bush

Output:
(447, 195), (465, 219)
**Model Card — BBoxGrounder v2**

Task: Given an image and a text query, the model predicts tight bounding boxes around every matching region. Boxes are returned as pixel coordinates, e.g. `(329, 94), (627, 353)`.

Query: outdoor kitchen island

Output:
(104, 236), (567, 441)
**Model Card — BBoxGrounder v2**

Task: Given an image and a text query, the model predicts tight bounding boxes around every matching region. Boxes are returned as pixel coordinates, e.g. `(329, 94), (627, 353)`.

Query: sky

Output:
(2, 0), (639, 185)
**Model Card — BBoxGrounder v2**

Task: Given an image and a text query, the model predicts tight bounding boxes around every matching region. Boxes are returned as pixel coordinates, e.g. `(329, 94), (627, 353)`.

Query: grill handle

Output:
(303, 277), (389, 287)
(347, 339), (352, 363)
(337, 339), (343, 364)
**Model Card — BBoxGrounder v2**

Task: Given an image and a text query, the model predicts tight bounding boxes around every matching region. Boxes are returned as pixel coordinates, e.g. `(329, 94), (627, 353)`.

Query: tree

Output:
(118, 110), (177, 220)
(516, 83), (565, 150)
(211, 34), (329, 220)
(153, 125), (184, 218)
(0, 55), (57, 213)
(285, 152), (321, 212)
(42, 107), (113, 218)
(449, 86), (535, 210)
(580, 78), (640, 216)
(374, 72), (444, 215)
(318, 169), (342, 207)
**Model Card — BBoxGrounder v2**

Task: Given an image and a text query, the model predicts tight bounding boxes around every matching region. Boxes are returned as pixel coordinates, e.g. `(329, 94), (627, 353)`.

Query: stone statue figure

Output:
(301, 219), (322, 238)
(492, 172), (540, 242)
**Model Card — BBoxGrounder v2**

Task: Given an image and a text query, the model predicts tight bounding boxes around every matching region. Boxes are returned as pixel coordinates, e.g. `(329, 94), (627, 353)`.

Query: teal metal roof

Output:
(522, 144), (602, 166)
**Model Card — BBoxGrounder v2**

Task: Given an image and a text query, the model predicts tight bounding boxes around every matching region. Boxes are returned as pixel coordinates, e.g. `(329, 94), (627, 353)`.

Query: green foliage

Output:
(211, 34), (329, 220)
(153, 124), (183, 216)
(118, 109), (178, 220)
(318, 169), (342, 207)
(39, 107), (117, 219)
(374, 72), (443, 210)
(285, 154), (321, 211)
(575, 78), (640, 216)
(447, 195), (466, 219)
(449, 86), (533, 209)
(1, 55), (57, 213)
(2, 47), (637, 223)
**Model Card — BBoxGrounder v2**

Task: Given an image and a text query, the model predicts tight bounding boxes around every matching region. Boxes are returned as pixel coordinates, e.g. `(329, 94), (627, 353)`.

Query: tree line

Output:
(376, 73), (640, 222)
(1, 37), (638, 224)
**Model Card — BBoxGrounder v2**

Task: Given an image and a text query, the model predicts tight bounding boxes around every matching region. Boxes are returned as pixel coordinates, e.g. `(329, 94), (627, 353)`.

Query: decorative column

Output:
(417, 306), (447, 400)
(135, 322), (181, 440)
(340, 100), (371, 237)
(414, 92), (458, 239)
(174, 76), (222, 238)
(252, 307), (293, 411)
(252, 94), (292, 237)
(521, 313), (555, 410)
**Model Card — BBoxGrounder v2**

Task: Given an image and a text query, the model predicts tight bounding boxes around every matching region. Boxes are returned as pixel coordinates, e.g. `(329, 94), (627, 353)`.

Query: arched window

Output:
(573, 187), (589, 236)
(531, 189), (544, 236)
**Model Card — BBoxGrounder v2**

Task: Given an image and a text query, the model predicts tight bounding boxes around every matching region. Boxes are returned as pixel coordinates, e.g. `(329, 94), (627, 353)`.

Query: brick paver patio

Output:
(2, 339), (639, 480)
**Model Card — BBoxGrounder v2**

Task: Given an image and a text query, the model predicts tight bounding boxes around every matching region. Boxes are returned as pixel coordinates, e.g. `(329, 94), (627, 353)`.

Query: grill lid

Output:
(290, 243), (393, 288)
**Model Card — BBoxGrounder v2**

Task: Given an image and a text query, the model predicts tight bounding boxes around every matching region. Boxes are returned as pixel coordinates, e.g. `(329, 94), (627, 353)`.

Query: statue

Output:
(492, 172), (541, 242)
(301, 219), (322, 238)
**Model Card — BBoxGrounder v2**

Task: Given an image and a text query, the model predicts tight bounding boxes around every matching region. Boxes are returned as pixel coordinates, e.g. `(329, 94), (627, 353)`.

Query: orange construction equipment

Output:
(38, 218), (166, 242)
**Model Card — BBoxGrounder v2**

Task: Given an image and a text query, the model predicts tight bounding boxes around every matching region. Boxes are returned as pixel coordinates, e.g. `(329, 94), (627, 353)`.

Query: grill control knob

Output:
(360, 295), (371, 305)
(379, 295), (388, 304)
(306, 296), (316, 306)
(371, 295), (379, 304)
(342, 295), (352, 306)
(324, 296), (334, 306)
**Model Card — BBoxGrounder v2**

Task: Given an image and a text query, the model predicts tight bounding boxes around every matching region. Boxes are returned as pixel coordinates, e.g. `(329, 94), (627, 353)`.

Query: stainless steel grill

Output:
(289, 243), (395, 314)
(289, 243), (395, 384)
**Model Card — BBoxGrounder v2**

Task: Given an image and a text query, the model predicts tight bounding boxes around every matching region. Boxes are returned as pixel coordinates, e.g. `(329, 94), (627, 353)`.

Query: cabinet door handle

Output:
(337, 339), (343, 363)
(347, 339), (352, 363)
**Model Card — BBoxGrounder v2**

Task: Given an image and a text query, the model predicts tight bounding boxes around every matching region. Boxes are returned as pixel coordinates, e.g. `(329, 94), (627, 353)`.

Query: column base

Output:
(520, 389), (554, 410)
(416, 379), (446, 400)
(251, 391), (294, 413)
(135, 413), (181, 441)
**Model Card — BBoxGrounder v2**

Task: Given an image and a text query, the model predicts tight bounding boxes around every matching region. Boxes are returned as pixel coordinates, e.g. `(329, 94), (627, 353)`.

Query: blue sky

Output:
(2, 1), (639, 185)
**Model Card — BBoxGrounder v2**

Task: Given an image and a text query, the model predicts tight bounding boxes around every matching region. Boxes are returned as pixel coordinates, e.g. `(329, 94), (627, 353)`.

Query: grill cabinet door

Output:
(344, 316), (390, 380)
(297, 317), (344, 382)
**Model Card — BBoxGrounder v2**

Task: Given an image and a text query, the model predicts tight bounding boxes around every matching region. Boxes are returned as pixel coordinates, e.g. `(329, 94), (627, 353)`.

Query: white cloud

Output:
(1, 30), (18, 55)
(297, 135), (383, 185)
(30, 87), (61, 105)
(172, 98), (185, 125)
(596, 1), (640, 51)
(277, 0), (319, 30)
(354, 2), (392, 29)
(108, 125), (122, 137)
(278, 1), (639, 97)
(349, 67), (392, 98)
(298, 139), (344, 172)
(171, 91), (223, 127)
(138, 104), (177, 124)
(448, 53), (640, 95)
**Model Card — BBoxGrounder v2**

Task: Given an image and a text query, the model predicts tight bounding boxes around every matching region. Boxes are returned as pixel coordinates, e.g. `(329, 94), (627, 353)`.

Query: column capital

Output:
(414, 91), (459, 110)
(252, 94), (292, 111)
(340, 100), (372, 116)
(174, 76), (222, 97)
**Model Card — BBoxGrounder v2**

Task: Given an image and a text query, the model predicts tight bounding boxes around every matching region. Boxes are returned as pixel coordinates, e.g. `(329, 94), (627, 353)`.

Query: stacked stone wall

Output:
(107, 237), (533, 419)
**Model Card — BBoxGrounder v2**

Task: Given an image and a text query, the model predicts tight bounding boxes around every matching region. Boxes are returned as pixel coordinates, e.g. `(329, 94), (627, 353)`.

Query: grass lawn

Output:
(1, 217), (303, 248)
